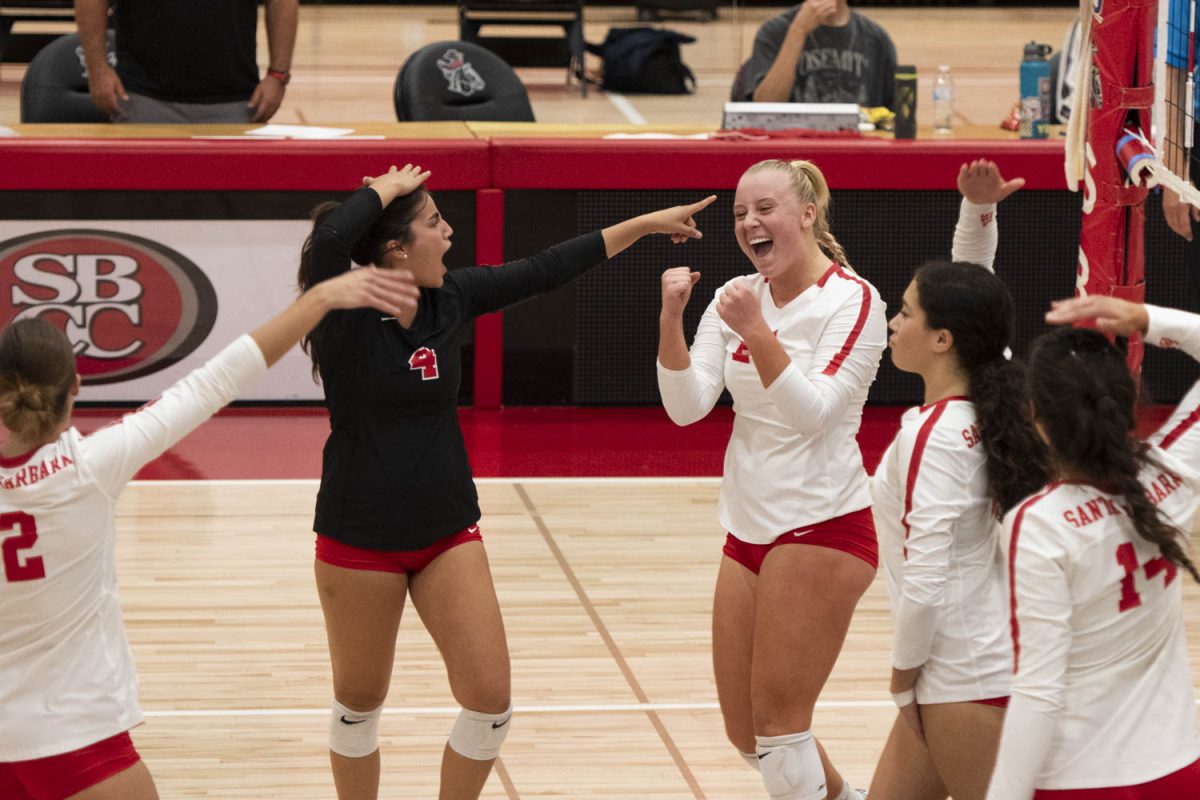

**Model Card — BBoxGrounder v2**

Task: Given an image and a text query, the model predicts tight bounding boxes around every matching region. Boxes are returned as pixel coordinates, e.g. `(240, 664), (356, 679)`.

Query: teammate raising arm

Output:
(868, 160), (1046, 800)
(298, 163), (714, 800)
(0, 266), (417, 800)
(983, 294), (1200, 800)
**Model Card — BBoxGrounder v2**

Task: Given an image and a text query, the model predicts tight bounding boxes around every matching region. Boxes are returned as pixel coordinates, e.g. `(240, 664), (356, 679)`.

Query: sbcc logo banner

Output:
(0, 230), (217, 385)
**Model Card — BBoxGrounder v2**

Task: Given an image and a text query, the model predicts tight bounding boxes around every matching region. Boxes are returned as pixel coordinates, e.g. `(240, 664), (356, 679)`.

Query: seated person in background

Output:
(732, 0), (896, 107)
(74, 0), (297, 124)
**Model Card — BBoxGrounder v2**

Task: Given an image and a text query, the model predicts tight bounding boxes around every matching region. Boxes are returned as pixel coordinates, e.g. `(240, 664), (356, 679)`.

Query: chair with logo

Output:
(394, 40), (535, 122)
(20, 31), (113, 123)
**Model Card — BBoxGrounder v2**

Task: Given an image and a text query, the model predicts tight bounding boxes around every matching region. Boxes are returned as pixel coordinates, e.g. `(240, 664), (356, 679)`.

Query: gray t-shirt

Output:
(733, 6), (897, 108)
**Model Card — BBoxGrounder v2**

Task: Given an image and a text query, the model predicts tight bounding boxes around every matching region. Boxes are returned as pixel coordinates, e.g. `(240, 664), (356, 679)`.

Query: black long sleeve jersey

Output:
(309, 188), (607, 551)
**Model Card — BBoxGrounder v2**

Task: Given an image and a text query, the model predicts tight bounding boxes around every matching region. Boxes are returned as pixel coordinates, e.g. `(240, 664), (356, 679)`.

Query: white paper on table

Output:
(245, 124), (358, 139)
(602, 132), (711, 140)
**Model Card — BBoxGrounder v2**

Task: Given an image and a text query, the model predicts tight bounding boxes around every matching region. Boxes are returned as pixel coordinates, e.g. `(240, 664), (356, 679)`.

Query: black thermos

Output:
(894, 64), (917, 139)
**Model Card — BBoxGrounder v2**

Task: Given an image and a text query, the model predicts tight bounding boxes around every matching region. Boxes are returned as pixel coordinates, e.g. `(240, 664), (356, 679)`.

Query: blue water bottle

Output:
(1020, 42), (1053, 139)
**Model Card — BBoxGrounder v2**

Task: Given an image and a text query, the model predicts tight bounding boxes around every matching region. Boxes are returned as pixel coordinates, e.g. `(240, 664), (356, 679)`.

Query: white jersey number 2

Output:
(1, 511), (45, 582)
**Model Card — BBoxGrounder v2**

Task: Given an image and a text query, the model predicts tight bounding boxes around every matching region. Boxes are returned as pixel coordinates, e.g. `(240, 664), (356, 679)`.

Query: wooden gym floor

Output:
(118, 478), (1200, 798)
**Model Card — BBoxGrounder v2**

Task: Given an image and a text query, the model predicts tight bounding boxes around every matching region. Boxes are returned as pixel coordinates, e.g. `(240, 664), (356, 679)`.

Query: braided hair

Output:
(0, 318), (77, 441)
(1028, 326), (1200, 583)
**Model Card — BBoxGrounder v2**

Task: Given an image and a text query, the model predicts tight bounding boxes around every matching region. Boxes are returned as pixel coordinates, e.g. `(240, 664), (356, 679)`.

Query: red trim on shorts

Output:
(969, 696), (1009, 708)
(901, 399), (952, 560)
(315, 525), (483, 574)
(722, 507), (878, 573)
(1008, 486), (1056, 674)
(0, 732), (140, 800)
(821, 265), (873, 377)
(1032, 755), (1200, 799)
(1159, 405), (1200, 451)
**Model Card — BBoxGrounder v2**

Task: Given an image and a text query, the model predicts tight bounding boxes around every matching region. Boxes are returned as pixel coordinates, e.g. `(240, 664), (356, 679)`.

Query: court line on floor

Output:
(139, 696), (1200, 718)
(129, 477), (724, 487)
(606, 92), (647, 125)
(515, 482), (707, 800)
(142, 699), (885, 718)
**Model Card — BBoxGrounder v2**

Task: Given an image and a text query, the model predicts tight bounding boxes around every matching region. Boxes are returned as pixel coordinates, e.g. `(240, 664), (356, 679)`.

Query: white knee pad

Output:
(740, 750), (760, 771)
(447, 704), (512, 761)
(755, 731), (825, 800)
(329, 699), (382, 758)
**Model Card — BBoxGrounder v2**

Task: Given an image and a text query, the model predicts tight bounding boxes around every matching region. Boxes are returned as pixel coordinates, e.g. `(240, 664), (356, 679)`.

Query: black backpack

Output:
(587, 27), (696, 94)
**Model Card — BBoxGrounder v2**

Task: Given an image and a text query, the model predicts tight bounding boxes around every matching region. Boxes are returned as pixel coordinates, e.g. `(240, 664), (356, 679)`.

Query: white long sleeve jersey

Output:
(871, 398), (1012, 702)
(0, 336), (266, 762)
(658, 264), (886, 543)
(870, 197), (1010, 700)
(988, 304), (1200, 799)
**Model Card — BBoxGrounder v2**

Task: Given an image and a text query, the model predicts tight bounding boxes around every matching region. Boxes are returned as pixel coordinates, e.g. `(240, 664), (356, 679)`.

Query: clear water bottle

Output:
(932, 65), (954, 134)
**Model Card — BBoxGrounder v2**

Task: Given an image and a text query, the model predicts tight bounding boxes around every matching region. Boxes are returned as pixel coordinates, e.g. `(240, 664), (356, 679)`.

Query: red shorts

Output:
(971, 696), (1009, 708)
(0, 732), (141, 800)
(315, 525), (483, 574)
(1033, 756), (1200, 800)
(722, 507), (878, 573)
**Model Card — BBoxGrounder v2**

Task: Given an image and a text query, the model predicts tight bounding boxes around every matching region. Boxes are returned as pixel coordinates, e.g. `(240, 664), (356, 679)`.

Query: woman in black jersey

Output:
(297, 164), (715, 800)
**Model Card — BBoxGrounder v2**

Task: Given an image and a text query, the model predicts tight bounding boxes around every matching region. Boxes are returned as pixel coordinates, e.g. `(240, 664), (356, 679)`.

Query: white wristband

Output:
(891, 689), (916, 708)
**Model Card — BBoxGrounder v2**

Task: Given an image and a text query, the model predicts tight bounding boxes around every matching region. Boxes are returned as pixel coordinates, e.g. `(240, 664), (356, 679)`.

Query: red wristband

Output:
(267, 69), (290, 86)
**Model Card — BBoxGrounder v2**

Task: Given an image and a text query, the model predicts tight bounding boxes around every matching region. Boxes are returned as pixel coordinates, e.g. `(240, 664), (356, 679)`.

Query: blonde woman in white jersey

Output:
(658, 159), (886, 800)
(868, 161), (1049, 800)
(0, 266), (417, 800)
(983, 295), (1200, 800)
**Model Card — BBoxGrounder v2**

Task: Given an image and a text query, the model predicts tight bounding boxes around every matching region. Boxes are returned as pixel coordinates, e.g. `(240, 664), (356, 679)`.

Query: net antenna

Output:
(1064, 0), (1094, 191)
(1141, 0), (1200, 205)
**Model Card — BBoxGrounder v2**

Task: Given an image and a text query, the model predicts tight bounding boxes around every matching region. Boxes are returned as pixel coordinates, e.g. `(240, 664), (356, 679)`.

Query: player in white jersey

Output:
(0, 264), (417, 800)
(658, 159), (886, 800)
(983, 295), (1200, 800)
(869, 161), (1049, 800)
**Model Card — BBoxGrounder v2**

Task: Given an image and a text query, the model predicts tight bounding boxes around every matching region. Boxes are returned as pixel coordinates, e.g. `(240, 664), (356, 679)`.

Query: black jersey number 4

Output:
(409, 347), (440, 381)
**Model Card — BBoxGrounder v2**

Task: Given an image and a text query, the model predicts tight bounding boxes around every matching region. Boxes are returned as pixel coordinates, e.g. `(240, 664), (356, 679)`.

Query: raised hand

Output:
(661, 267), (701, 316)
(1044, 295), (1149, 337)
(792, 0), (839, 36)
(362, 164), (432, 199)
(321, 266), (421, 319)
(957, 159), (1024, 205)
(1163, 188), (1199, 241)
(643, 195), (718, 243)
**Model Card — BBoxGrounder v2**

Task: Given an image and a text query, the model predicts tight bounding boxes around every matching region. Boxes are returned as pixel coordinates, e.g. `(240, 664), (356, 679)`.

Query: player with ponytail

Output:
(984, 294), (1200, 800)
(869, 161), (1047, 800)
(659, 157), (885, 800)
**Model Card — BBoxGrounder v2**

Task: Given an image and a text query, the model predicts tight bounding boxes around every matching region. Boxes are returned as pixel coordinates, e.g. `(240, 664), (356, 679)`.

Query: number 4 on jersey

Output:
(1115, 542), (1177, 612)
(409, 347), (440, 380)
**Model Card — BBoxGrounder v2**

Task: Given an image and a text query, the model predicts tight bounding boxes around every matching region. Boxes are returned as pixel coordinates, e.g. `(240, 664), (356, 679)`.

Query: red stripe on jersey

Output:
(900, 399), (951, 560)
(820, 265), (873, 376)
(1007, 485), (1057, 674)
(1158, 404), (1200, 451)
